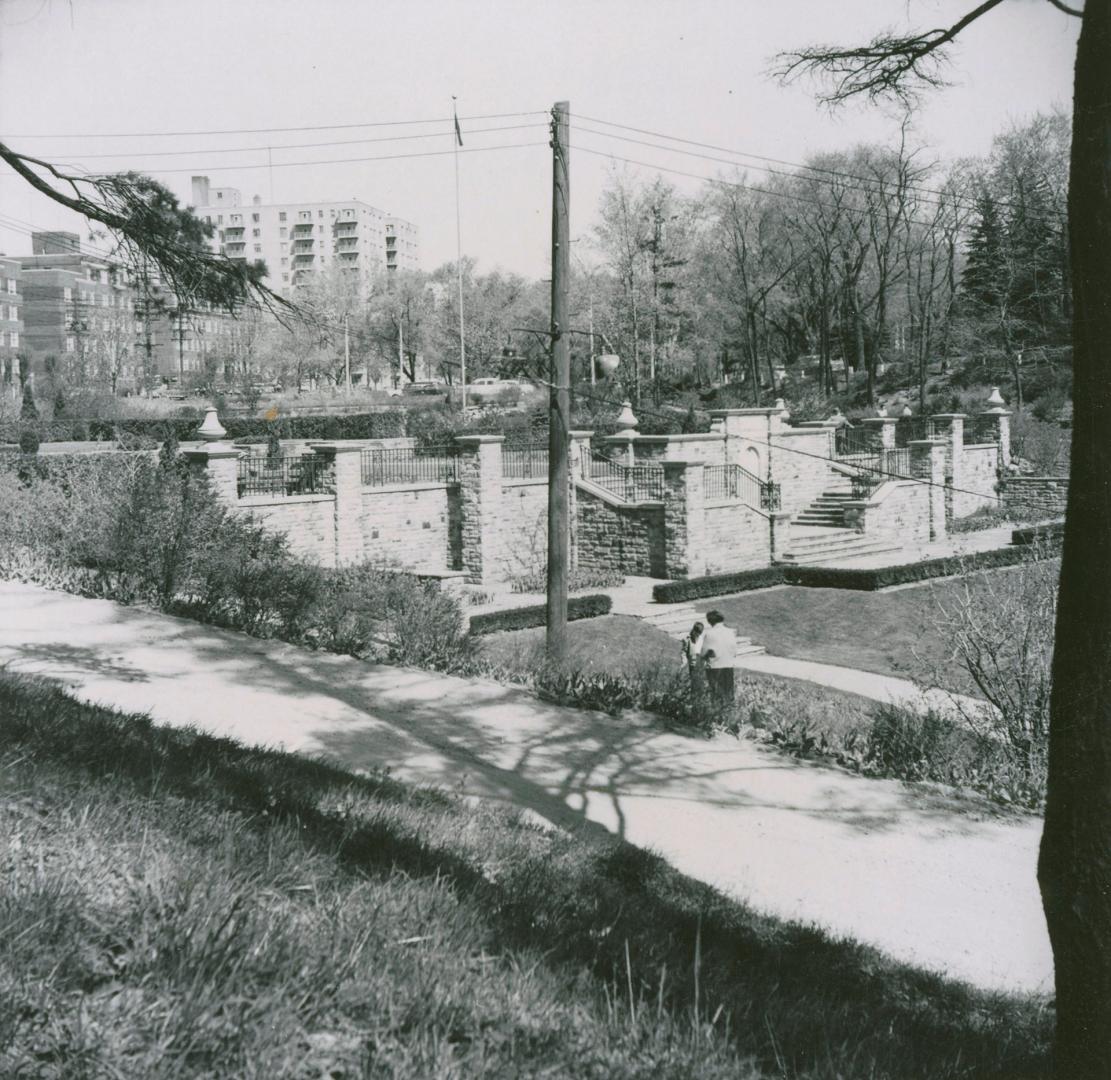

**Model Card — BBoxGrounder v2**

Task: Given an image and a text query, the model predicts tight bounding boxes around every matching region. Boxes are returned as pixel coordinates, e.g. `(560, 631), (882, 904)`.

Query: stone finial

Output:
(901, 404), (913, 417)
(615, 400), (639, 438)
(986, 386), (1007, 409)
(197, 407), (227, 443)
(877, 404), (888, 418)
(774, 397), (789, 417)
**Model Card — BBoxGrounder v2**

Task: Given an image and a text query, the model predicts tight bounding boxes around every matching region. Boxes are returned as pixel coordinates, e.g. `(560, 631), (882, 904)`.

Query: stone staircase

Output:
(794, 487), (855, 528)
(640, 604), (766, 656)
(781, 526), (902, 565)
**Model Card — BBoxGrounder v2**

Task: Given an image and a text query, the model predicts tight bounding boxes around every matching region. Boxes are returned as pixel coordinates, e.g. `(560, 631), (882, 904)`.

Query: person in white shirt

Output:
(681, 621), (706, 693)
(700, 610), (737, 703)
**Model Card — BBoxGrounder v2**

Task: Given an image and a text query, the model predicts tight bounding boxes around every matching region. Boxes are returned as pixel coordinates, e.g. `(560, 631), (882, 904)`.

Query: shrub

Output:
(782, 543), (1055, 591)
(949, 505), (1012, 534)
(470, 593), (612, 635)
(509, 567), (625, 594)
(20, 382), (38, 420)
(18, 428), (39, 456)
(653, 566), (786, 603)
(1013, 520), (1065, 545)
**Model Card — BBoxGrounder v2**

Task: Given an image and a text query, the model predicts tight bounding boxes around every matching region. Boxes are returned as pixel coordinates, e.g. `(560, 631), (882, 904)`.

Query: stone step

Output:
(796, 514), (845, 526)
(786, 528), (862, 550)
(780, 540), (902, 565)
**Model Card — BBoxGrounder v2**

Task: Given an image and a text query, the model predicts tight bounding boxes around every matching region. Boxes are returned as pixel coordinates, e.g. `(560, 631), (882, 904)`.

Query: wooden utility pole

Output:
(546, 100), (570, 662)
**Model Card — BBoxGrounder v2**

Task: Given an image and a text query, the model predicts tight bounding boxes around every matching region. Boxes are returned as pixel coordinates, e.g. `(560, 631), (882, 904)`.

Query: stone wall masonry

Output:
(576, 486), (666, 577)
(663, 462), (705, 580)
(360, 484), (452, 571)
(703, 501), (773, 574)
(1001, 476), (1069, 519)
(953, 445), (1001, 519)
(629, 434), (727, 464)
(496, 478), (549, 580)
(769, 429), (840, 517)
(238, 495), (337, 566)
(843, 481), (931, 546)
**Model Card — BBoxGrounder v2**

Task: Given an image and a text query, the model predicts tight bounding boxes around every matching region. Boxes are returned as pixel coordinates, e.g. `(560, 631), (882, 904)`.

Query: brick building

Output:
(0, 255), (24, 393)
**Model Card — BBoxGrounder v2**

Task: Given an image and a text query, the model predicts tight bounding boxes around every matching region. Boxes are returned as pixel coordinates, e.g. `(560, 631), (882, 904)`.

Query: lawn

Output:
(712, 563), (1059, 695)
(0, 673), (1051, 1079)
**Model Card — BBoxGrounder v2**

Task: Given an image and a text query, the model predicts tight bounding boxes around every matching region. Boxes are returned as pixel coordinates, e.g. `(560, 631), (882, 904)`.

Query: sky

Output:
(0, 0), (1080, 280)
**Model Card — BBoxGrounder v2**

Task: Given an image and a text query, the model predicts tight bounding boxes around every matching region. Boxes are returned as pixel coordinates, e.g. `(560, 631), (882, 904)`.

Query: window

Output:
(279, 227), (287, 238)
(282, 273), (289, 282)
(252, 213), (260, 223)
(252, 229), (260, 238)
(280, 243), (287, 252)
(101, 293), (109, 306)
(9, 331), (17, 348)
(231, 214), (242, 224)
(217, 192), (224, 201)
(280, 257), (288, 267)
(218, 215), (224, 224)
(279, 211), (287, 222)
(253, 244), (261, 253)
(318, 210), (323, 218)
(65, 336), (75, 353)
(6, 279), (14, 295)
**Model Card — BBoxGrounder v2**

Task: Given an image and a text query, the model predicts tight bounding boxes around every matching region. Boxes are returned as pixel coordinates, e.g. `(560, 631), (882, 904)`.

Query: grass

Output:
(711, 565), (1057, 696)
(0, 672), (1052, 1079)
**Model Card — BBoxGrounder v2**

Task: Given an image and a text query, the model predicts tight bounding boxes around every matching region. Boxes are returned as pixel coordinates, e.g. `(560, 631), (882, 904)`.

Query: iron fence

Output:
(502, 445), (548, 479)
(895, 416), (935, 446)
(585, 451), (665, 502)
(360, 445), (459, 487)
(964, 416), (1000, 445)
(237, 454), (328, 498)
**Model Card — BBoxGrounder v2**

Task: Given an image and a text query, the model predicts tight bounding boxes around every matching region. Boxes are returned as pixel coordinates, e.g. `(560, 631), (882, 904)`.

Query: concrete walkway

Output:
(0, 581), (1051, 996)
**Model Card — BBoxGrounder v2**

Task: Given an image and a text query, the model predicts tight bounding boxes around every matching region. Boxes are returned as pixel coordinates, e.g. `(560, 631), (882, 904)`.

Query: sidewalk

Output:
(0, 581), (1051, 995)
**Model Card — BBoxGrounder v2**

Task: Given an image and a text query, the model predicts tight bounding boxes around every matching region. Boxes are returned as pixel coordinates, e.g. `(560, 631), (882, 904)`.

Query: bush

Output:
(470, 593), (612, 635)
(1013, 520), (1065, 545)
(653, 566), (786, 603)
(20, 382), (38, 420)
(17, 428), (40, 456)
(510, 567), (625, 594)
(949, 505), (1013, 534)
(782, 543), (1055, 591)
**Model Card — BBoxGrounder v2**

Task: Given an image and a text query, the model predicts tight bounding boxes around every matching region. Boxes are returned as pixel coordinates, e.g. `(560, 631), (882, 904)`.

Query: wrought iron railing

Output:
(360, 445), (459, 487)
(237, 454), (328, 498)
(704, 462), (776, 509)
(502, 445), (548, 479)
(833, 426), (912, 488)
(895, 416), (935, 446)
(585, 451), (665, 502)
(964, 416), (1000, 445)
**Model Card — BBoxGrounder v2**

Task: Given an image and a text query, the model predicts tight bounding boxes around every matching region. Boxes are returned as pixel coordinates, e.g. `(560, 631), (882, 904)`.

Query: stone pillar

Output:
(979, 409), (1012, 468)
(909, 439), (947, 541)
(708, 407), (790, 476)
(603, 434), (636, 466)
(455, 434), (505, 584)
(312, 443), (363, 567)
(861, 416), (897, 450)
(568, 431), (593, 573)
(769, 510), (792, 562)
(182, 444), (240, 504)
(662, 461), (705, 580)
(930, 414), (966, 524)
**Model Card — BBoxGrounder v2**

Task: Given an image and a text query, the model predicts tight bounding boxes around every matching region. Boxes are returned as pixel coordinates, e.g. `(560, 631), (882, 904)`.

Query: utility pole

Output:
(343, 311), (351, 394)
(546, 100), (570, 662)
(397, 310), (404, 387)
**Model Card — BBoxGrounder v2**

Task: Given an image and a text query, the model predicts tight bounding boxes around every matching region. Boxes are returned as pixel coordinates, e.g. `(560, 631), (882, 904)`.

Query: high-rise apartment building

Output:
(190, 176), (419, 296)
(17, 232), (239, 391)
(0, 256), (24, 390)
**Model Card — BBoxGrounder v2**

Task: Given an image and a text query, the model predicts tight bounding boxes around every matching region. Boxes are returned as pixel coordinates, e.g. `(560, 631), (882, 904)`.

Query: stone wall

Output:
(1001, 476), (1069, 519)
(954, 445), (1001, 519)
(575, 485), (666, 577)
(239, 495), (337, 565)
(845, 481), (932, 545)
(703, 501), (772, 574)
(360, 483), (453, 570)
(496, 478), (549, 579)
(770, 428), (841, 516)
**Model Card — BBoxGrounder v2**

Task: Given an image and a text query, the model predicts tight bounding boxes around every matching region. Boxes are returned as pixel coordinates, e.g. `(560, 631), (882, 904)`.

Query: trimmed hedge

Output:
(1012, 520), (1065, 546)
(652, 566), (786, 603)
(782, 543), (1058, 591)
(469, 593), (612, 635)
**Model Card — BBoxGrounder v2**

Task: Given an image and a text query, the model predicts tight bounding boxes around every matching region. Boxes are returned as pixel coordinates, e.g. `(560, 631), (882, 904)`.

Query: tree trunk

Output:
(1039, 4), (1111, 1077)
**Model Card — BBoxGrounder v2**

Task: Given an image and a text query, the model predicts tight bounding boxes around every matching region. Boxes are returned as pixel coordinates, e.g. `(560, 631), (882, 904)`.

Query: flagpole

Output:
(453, 96), (467, 417)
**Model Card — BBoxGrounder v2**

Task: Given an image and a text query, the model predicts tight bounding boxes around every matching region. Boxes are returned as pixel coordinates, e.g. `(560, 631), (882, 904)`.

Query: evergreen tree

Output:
(961, 194), (1005, 310)
(20, 381), (38, 421)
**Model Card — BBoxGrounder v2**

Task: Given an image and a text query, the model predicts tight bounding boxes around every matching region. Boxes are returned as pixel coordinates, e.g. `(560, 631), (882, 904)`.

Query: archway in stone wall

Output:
(744, 445), (762, 477)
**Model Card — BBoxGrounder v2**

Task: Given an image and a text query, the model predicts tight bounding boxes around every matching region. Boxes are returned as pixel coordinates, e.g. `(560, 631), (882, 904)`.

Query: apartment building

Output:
(190, 176), (419, 297)
(17, 232), (239, 390)
(0, 256), (24, 389)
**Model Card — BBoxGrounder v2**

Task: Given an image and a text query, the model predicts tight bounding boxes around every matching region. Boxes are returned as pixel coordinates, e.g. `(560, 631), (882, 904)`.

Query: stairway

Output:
(794, 487), (855, 528)
(780, 526), (902, 565)
(640, 604), (766, 656)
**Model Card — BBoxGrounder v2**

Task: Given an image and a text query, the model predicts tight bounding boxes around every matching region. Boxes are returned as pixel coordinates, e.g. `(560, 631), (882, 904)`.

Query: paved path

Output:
(0, 581), (1051, 996)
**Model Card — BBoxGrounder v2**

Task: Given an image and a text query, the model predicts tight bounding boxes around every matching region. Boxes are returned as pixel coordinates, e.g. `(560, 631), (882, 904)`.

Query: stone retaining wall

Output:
(1001, 476), (1069, 518)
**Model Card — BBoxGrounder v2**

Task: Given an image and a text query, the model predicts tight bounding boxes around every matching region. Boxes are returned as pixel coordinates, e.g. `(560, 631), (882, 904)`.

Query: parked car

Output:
(402, 381), (444, 396)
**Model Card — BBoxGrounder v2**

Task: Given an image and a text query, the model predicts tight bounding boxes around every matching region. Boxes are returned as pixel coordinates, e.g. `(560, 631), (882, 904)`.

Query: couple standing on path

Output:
(682, 610), (737, 703)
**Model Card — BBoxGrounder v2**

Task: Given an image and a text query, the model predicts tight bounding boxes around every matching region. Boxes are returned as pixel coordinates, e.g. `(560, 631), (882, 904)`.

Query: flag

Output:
(453, 112), (463, 147)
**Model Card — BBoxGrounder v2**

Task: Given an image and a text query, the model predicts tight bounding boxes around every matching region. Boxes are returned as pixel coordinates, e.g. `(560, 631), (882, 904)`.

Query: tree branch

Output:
(773, 0), (1008, 105)
(1044, 0), (1083, 16)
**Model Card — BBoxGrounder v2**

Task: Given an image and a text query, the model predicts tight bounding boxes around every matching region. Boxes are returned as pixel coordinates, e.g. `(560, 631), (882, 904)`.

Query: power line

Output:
(32, 122), (549, 161)
(575, 112), (1068, 221)
(2, 110), (550, 140)
(46, 140), (547, 177)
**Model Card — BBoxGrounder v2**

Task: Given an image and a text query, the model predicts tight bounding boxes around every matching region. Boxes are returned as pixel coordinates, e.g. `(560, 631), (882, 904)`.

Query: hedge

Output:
(652, 566), (786, 603)
(1012, 520), (1065, 546)
(781, 542), (1058, 591)
(469, 593), (612, 635)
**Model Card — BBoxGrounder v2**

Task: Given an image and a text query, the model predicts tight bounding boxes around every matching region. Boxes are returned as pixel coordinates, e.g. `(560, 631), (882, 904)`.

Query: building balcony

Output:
(293, 253), (315, 263)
